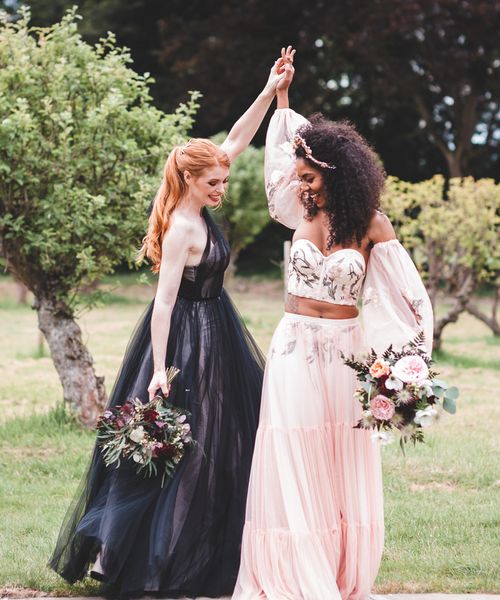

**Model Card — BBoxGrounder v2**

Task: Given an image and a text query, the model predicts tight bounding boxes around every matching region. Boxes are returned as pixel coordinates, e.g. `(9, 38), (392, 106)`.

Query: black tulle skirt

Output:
(49, 290), (265, 598)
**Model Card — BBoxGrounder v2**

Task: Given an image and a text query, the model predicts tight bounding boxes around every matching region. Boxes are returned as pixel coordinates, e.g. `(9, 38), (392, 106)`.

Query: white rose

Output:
(129, 426), (145, 443)
(132, 452), (144, 464)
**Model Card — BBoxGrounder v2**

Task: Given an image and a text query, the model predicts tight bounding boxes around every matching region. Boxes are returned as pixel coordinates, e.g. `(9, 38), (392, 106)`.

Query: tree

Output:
(21, 0), (500, 182)
(210, 133), (270, 273)
(382, 175), (499, 350)
(324, 0), (500, 178)
(0, 9), (198, 426)
(151, 0), (500, 179)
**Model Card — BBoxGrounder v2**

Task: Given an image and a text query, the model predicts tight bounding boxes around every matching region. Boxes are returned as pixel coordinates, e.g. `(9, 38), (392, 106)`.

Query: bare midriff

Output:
(285, 293), (359, 319)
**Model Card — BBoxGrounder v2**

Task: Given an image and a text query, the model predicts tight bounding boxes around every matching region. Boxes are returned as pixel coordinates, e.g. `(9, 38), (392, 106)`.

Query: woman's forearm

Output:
(151, 299), (174, 372)
(222, 89), (275, 160)
(277, 89), (290, 109)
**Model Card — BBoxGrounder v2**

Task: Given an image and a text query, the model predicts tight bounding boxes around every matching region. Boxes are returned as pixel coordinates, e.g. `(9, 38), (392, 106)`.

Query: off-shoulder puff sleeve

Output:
(265, 108), (309, 229)
(362, 239), (434, 355)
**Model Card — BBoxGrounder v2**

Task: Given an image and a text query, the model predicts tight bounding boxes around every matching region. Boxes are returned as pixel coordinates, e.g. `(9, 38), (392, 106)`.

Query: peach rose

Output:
(370, 394), (396, 421)
(369, 358), (391, 379)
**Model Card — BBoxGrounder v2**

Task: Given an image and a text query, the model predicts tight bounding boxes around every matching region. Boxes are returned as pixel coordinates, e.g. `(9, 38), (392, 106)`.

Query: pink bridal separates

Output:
(233, 313), (384, 600)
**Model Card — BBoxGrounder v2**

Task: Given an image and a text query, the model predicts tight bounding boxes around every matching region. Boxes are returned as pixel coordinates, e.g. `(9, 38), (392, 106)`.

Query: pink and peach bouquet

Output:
(96, 367), (194, 486)
(343, 333), (458, 448)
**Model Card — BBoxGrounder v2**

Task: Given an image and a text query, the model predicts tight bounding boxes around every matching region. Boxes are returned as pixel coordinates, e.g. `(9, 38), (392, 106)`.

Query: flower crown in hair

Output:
(292, 133), (336, 170)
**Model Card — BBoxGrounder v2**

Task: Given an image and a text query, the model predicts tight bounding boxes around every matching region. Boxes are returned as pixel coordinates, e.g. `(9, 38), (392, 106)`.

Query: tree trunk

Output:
(35, 295), (107, 427)
(15, 279), (29, 305)
(444, 152), (463, 179)
(433, 271), (475, 351)
(466, 287), (500, 336)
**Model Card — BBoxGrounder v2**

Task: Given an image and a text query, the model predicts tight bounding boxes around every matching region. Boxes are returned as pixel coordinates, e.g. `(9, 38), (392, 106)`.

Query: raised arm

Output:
(220, 47), (294, 162)
(264, 49), (308, 229)
(147, 217), (192, 399)
(276, 46), (295, 109)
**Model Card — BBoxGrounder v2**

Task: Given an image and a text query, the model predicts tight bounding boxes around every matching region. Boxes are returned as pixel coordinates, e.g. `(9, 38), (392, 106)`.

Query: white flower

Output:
(132, 452), (144, 464)
(385, 374), (404, 391)
(371, 430), (395, 445)
(392, 355), (429, 383)
(418, 379), (434, 397)
(129, 426), (145, 443)
(414, 406), (438, 428)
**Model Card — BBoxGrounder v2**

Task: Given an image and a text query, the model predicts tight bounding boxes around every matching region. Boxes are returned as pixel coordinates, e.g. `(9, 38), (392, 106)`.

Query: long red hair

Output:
(138, 139), (230, 273)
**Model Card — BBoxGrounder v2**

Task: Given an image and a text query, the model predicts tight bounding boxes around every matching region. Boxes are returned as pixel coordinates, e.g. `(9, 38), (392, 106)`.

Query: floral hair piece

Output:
(292, 133), (336, 170)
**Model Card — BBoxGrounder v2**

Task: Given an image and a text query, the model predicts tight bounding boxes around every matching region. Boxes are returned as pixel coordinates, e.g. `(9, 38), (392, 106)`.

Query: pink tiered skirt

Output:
(233, 313), (384, 600)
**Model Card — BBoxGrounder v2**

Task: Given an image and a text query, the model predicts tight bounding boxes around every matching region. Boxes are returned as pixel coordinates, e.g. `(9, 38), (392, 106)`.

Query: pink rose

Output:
(370, 394), (396, 421)
(392, 355), (429, 383)
(369, 358), (391, 378)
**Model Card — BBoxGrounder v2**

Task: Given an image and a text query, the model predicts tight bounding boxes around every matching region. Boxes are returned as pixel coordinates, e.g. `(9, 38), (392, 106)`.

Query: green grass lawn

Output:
(0, 275), (499, 595)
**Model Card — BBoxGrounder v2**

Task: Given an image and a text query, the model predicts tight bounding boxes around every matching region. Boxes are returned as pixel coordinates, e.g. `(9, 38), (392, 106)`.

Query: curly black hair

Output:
(294, 114), (386, 250)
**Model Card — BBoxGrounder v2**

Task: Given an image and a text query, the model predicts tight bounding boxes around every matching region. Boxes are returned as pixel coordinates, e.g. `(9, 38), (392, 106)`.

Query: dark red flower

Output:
(143, 409), (159, 423)
(121, 401), (136, 415)
(155, 443), (177, 460)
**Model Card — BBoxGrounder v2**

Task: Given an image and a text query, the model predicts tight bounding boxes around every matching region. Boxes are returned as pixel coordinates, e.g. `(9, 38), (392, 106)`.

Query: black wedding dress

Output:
(49, 208), (265, 598)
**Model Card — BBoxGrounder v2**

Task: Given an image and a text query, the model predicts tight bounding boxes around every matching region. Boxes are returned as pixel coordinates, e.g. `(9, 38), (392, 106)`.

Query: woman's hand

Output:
(263, 45), (296, 96)
(147, 370), (171, 401)
(276, 46), (296, 92)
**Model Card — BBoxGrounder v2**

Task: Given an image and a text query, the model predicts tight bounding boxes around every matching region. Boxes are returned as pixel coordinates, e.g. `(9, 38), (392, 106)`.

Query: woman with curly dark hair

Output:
(233, 49), (433, 600)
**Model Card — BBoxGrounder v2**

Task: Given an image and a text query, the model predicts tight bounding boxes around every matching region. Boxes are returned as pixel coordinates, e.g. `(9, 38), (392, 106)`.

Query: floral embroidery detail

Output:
(287, 240), (365, 305)
(265, 169), (286, 216)
(362, 285), (380, 306)
(402, 290), (424, 324)
(271, 320), (357, 365)
(289, 247), (322, 288)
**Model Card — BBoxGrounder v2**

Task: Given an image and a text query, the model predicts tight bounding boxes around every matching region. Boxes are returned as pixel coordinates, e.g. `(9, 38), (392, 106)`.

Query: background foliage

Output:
(13, 0), (500, 181)
(0, 8), (198, 312)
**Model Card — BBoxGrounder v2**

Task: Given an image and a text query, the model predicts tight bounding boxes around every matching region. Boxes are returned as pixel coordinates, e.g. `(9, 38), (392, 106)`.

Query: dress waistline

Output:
(283, 312), (359, 327)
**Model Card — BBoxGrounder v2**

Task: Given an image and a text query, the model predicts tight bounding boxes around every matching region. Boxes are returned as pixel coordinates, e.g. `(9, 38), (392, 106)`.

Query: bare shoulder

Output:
(368, 210), (397, 244)
(162, 213), (195, 252)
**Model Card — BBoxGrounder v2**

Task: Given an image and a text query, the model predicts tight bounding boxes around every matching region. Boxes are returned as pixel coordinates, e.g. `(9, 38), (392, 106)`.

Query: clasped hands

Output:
(265, 45), (296, 96)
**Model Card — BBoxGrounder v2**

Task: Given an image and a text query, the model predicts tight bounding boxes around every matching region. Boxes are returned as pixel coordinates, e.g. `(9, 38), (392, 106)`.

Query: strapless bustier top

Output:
(287, 238), (366, 306)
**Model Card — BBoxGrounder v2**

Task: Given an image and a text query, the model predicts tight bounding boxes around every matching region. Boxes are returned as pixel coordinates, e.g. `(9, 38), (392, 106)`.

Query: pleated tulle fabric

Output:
(233, 313), (384, 600)
(49, 209), (265, 599)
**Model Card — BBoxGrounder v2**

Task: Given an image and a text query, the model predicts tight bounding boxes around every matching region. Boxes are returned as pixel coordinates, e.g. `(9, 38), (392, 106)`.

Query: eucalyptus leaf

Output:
(443, 396), (457, 414)
(444, 386), (459, 400)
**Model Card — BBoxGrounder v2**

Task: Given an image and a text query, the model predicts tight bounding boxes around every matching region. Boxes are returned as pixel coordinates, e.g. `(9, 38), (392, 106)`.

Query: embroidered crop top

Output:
(266, 107), (435, 354)
(287, 239), (366, 306)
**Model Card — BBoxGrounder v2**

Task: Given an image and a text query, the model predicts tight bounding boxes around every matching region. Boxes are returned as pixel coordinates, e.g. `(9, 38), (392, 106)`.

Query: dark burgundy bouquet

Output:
(97, 367), (193, 486)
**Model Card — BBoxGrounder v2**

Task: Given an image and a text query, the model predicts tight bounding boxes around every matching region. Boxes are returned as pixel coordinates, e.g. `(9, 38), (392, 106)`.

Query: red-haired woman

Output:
(49, 51), (293, 599)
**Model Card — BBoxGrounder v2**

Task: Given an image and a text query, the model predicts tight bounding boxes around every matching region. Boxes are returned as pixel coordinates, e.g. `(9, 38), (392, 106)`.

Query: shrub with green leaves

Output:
(210, 132), (270, 270)
(382, 175), (499, 349)
(0, 9), (199, 425)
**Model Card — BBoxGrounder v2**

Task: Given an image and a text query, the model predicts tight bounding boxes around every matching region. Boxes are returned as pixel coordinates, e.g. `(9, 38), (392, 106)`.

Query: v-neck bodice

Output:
(178, 209), (230, 300)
